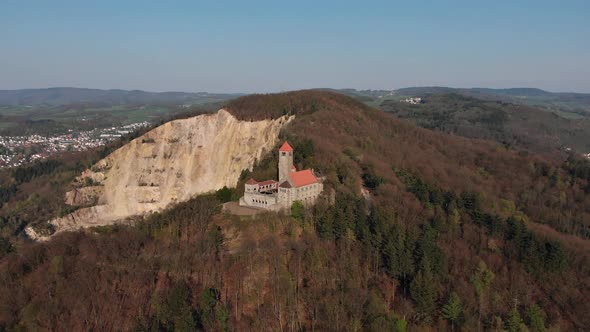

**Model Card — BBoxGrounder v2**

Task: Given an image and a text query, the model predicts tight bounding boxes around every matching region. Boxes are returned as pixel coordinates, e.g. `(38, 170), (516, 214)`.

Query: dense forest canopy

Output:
(0, 90), (589, 331)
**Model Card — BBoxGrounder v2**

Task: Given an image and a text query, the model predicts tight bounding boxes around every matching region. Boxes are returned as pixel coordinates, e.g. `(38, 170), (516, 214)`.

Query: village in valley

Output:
(0, 122), (150, 168)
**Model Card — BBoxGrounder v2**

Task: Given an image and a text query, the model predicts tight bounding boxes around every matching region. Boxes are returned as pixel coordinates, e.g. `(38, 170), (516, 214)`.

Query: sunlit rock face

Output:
(34, 109), (293, 239)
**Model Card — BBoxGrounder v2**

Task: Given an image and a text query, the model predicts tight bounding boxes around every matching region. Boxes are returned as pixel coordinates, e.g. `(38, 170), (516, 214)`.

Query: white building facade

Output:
(239, 142), (323, 211)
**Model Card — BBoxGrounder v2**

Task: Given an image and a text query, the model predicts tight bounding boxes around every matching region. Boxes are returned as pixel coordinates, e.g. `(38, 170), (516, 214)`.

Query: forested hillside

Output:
(1, 91), (589, 331)
(392, 87), (590, 117)
(380, 94), (590, 155)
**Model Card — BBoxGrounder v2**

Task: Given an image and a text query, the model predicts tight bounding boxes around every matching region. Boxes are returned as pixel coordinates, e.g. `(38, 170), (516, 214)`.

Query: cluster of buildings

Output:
(240, 141), (324, 210)
(401, 97), (422, 104)
(564, 147), (590, 160)
(0, 122), (149, 168)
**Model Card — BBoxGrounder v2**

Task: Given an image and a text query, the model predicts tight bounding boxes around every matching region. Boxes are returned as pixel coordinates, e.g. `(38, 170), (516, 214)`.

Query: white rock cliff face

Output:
(30, 109), (293, 239)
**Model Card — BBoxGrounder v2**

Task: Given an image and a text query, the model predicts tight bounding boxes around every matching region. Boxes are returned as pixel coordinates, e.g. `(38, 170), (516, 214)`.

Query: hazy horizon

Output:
(1, 85), (589, 95)
(1, 1), (589, 93)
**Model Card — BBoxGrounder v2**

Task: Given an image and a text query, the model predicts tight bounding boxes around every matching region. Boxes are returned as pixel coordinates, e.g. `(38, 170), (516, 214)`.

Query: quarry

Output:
(25, 109), (294, 240)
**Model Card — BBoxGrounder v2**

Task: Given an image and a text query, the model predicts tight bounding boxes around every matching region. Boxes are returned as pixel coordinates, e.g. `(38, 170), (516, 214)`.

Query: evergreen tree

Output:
(448, 208), (461, 232)
(522, 239), (545, 277)
(526, 304), (545, 332)
(174, 305), (198, 332)
(168, 283), (197, 331)
(208, 226), (224, 256)
(332, 212), (347, 240)
(470, 261), (495, 332)
(506, 307), (524, 332)
(291, 200), (305, 220)
(150, 283), (197, 331)
(441, 292), (463, 332)
(399, 228), (416, 288)
(410, 267), (438, 323)
(216, 305), (229, 332)
(543, 241), (566, 273)
(0, 237), (14, 258)
(353, 198), (370, 242)
(383, 234), (399, 277)
(491, 316), (505, 331)
(316, 207), (334, 239)
(215, 186), (235, 202)
(393, 318), (407, 332)
(198, 288), (219, 329)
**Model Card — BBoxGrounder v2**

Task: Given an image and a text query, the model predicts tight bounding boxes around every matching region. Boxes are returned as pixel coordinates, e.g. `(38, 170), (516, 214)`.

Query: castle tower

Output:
(278, 141), (294, 182)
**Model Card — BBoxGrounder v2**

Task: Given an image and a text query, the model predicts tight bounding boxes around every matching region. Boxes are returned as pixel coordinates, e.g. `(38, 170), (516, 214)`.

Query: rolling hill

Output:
(0, 88), (241, 136)
(0, 90), (589, 331)
(0, 87), (241, 107)
(380, 93), (590, 155)
(325, 87), (590, 119)
(393, 87), (590, 118)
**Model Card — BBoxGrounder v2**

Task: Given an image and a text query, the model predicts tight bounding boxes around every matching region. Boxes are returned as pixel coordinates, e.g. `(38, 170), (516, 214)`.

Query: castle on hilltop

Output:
(239, 142), (324, 211)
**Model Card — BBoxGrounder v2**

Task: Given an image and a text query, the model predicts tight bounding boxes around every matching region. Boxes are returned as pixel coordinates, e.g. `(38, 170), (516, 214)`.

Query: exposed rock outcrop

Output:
(64, 186), (104, 206)
(32, 109), (293, 239)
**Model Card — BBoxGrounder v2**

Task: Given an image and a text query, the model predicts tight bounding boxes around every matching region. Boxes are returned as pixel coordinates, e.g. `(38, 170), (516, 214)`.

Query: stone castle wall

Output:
(241, 192), (279, 210)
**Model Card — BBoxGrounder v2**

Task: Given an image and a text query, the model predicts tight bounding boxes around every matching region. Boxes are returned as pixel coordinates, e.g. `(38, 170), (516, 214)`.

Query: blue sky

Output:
(1, 1), (589, 92)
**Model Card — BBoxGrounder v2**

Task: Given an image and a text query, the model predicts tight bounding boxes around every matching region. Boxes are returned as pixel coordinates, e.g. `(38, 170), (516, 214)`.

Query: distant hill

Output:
(471, 87), (553, 97)
(328, 87), (590, 118)
(394, 86), (584, 99)
(380, 93), (590, 155)
(0, 87), (241, 106)
(395, 86), (556, 97)
(392, 87), (590, 117)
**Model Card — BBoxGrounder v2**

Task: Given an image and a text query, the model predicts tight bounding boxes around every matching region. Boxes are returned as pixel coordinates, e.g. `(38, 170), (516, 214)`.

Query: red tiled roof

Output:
(258, 180), (277, 186)
(279, 141), (293, 152)
(289, 169), (318, 187)
(291, 165), (296, 170)
(245, 178), (258, 185)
